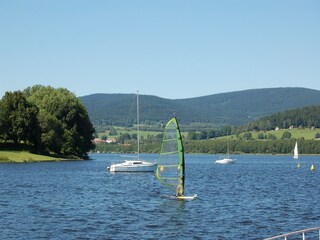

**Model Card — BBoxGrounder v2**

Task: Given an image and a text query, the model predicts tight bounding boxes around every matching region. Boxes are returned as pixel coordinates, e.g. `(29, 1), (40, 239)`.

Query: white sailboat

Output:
(294, 141), (298, 159)
(107, 92), (157, 172)
(215, 134), (235, 164)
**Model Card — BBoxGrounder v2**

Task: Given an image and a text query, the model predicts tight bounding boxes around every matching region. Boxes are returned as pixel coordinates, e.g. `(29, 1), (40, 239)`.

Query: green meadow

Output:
(100, 126), (319, 141)
(249, 128), (320, 140)
(0, 151), (60, 163)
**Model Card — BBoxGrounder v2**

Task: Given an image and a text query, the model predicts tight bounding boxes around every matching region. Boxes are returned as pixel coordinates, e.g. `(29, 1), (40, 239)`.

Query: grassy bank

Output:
(0, 151), (61, 163)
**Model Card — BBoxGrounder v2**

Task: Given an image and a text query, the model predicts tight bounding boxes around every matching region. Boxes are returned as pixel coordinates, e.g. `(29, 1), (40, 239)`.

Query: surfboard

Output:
(176, 194), (198, 200)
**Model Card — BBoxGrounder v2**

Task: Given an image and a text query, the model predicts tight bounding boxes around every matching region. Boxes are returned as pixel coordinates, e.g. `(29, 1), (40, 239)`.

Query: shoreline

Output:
(0, 150), (84, 163)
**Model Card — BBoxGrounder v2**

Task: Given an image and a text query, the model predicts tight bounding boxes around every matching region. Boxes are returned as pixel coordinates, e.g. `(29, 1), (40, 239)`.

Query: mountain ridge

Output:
(79, 87), (320, 127)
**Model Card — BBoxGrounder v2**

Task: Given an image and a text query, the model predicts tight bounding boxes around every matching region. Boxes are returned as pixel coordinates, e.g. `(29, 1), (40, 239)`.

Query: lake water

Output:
(1, 154), (320, 239)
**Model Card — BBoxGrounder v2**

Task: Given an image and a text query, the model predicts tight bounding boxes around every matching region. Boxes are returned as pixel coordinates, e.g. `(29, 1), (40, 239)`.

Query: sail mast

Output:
(137, 91), (140, 161)
(227, 132), (230, 159)
(176, 117), (185, 196)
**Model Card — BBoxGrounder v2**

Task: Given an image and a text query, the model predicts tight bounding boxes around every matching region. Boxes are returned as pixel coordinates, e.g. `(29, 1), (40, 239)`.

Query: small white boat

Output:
(215, 158), (235, 164)
(215, 133), (235, 164)
(107, 160), (157, 172)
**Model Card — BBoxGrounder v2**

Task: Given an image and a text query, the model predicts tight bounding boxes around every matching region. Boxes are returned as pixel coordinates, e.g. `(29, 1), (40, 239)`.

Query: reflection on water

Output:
(1, 154), (320, 239)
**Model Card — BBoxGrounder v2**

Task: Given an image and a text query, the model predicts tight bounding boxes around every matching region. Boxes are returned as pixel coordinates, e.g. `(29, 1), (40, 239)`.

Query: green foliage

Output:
(118, 133), (131, 143)
(0, 91), (39, 147)
(93, 125), (320, 155)
(185, 139), (320, 155)
(257, 133), (265, 139)
(26, 85), (95, 157)
(94, 138), (320, 155)
(281, 131), (292, 139)
(38, 110), (64, 153)
(0, 86), (95, 158)
(241, 132), (253, 140)
(267, 133), (277, 140)
(187, 132), (198, 140)
(242, 105), (320, 132)
(109, 127), (118, 136)
(101, 135), (107, 141)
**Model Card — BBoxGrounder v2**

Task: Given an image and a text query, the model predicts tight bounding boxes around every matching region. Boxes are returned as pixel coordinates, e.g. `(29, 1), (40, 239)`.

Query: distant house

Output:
(106, 138), (116, 143)
(93, 138), (117, 143)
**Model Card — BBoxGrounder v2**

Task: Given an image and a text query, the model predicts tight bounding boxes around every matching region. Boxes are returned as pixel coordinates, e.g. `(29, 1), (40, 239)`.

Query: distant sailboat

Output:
(215, 133), (235, 164)
(294, 141), (299, 159)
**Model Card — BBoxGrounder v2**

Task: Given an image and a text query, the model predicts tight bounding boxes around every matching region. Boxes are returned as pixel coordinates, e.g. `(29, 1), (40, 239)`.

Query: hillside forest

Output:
(94, 105), (320, 155)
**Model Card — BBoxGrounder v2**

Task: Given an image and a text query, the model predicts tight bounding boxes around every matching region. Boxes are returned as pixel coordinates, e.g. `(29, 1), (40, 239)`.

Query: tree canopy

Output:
(0, 85), (95, 158)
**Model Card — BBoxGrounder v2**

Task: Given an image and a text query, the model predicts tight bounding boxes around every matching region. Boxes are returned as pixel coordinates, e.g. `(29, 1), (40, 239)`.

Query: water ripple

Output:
(1, 154), (320, 239)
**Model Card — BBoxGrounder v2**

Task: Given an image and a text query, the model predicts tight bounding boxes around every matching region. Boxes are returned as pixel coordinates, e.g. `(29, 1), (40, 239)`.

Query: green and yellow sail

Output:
(156, 117), (185, 196)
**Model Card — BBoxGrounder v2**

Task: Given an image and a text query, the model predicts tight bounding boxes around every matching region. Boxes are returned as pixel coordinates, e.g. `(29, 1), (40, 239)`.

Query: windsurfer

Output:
(176, 177), (183, 197)
(176, 184), (182, 197)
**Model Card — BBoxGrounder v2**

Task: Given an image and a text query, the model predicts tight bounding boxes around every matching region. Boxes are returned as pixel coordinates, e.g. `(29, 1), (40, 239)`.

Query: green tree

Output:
(282, 131), (292, 139)
(24, 85), (95, 158)
(198, 131), (207, 140)
(267, 133), (277, 140)
(38, 110), (64, 153)
(207, 130), (216, 139)
(109, 127), (118, 136)
(118, 133), (131, 143)
(257, 133), (265, 139)
(242, 132), (253, 140)
(187, 132), (198, 140)
(0, 91), (39, 148)
(101, 135), (107, 141)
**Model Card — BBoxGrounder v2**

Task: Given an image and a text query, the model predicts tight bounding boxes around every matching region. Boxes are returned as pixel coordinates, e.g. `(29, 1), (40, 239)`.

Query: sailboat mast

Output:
(137, 91), (140, 160)
(227, 132), (230, 159)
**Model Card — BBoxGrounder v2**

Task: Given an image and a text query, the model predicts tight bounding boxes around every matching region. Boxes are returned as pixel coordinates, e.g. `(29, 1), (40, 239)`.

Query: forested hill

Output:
(79, 88), (320, 126)
(240, 105), (320, 132)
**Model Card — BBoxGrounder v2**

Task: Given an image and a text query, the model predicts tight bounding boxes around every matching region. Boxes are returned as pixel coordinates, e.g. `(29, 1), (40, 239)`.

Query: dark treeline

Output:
(0, 85), (95, 158)
(186, 105), (320, 140)
(239, 105), (320, 132)
(94, 138), (320, 155)
(185, 139), (320, 155)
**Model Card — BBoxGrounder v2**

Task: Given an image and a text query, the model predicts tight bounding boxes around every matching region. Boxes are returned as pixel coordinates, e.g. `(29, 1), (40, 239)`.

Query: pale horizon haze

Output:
(0, 0), (319, 99)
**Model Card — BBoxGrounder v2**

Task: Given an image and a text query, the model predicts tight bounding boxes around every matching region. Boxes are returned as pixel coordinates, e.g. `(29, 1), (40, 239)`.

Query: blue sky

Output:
(0, 0), (319, 99)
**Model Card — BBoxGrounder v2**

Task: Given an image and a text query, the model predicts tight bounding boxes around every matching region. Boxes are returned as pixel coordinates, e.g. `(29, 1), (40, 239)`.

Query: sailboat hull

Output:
(215, 158), (235, 164)
(108, 160), (157, 172)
